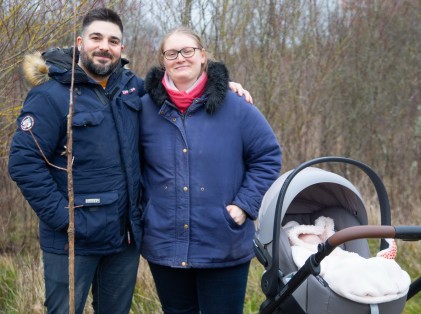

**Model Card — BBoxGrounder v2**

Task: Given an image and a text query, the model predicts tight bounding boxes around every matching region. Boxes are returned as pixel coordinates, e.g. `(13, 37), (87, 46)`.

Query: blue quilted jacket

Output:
(139, 63), (282, 268)
(8, 48), (145, 255)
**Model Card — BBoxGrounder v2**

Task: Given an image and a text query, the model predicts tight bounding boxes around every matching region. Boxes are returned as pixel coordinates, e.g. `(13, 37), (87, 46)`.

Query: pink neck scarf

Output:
(162, 72), (208, 113)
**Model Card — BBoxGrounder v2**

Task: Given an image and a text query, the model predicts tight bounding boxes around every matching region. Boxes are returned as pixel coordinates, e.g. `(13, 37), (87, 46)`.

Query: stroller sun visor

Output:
(256, 167), (368, 245)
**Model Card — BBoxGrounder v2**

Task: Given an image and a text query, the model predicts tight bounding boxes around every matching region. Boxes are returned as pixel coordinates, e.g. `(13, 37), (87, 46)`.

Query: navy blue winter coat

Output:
(140, 62), (282, 268)
(8, 48), (145, 255)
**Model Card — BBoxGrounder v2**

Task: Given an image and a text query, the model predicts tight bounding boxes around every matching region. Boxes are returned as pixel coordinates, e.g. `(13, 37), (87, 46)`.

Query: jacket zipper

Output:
(94, 87), (109, 105)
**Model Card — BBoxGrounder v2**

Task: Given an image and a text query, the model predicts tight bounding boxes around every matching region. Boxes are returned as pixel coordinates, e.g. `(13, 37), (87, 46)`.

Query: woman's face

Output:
(162, 33), (206, 90)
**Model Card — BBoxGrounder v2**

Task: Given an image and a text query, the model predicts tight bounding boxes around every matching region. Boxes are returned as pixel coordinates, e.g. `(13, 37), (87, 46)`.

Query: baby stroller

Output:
(254, 156), (421, 314)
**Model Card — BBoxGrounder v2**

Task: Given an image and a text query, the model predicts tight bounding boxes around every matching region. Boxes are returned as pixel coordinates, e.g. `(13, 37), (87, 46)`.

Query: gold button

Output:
(181, 261), (187, 266)
(182, 148), (188, 153)
(183, 186), (188, 192)
(184, 224), (189, 229)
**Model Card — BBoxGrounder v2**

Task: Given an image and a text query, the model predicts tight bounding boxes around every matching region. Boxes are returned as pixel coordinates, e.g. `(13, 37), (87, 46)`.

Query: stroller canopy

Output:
(256, 167), (368, 245)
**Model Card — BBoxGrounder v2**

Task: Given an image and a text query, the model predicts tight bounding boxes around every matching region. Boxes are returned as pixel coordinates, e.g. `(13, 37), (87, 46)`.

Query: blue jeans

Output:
(43, 244), (140, 314)
(148, 261), (251, 314)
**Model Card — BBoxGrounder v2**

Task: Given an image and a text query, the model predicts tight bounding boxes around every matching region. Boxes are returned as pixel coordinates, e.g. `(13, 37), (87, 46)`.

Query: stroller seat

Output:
(254, 162), (411, 314)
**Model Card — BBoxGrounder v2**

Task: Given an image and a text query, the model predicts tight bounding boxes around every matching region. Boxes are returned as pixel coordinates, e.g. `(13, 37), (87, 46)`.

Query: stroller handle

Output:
(262, 156), (391, 298)
(327, 225), (421, 249)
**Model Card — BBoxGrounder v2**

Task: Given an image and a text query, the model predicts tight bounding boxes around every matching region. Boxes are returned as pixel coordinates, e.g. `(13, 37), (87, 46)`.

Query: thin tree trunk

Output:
(67, 2), (77, 313)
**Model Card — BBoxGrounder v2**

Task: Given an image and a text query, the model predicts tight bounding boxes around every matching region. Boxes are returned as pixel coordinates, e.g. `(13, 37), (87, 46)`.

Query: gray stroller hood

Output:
(256, 166), (368, 246)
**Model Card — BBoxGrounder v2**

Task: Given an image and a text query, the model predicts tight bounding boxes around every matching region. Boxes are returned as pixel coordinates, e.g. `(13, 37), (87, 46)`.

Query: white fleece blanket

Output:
(285, 217), (410, 304)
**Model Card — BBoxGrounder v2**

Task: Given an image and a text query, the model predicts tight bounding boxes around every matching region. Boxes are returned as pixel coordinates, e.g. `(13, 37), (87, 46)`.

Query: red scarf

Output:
(161, 72), (208, 113)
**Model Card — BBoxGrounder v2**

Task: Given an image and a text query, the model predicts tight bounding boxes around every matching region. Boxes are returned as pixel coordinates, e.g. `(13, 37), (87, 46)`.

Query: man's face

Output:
(77, 20), (124, 81)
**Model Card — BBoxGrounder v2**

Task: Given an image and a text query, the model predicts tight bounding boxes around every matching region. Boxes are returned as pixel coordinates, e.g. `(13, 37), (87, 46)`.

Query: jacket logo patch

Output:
(122, 87), (136, 95)
(20, 115), (35, 131)
(85, 198), (100, 204)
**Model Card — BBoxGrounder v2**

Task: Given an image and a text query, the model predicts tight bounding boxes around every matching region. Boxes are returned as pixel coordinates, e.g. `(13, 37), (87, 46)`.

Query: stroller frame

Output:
(254, 156), (421, 314)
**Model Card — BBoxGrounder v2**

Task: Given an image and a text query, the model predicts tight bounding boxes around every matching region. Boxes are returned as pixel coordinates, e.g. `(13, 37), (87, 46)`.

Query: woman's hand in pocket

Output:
(226, 205), (246, 226)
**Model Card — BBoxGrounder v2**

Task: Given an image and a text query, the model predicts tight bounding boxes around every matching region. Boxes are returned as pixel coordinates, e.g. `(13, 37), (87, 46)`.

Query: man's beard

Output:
(79, 47), (120, 78)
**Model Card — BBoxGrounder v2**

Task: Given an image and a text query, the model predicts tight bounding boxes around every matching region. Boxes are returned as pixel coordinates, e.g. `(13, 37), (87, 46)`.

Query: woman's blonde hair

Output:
(158, 26), (213, 73)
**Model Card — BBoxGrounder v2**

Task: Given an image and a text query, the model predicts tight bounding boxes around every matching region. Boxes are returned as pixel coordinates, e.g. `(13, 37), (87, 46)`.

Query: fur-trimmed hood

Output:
(22, 47), (85, 87)
(22, 51), (50, 87)
(144, 61), (229, 114)
(22, 47), (129, 87)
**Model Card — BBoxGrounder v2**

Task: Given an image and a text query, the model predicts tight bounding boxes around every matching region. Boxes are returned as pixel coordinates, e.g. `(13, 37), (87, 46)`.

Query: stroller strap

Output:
(370, 304), (379, 314)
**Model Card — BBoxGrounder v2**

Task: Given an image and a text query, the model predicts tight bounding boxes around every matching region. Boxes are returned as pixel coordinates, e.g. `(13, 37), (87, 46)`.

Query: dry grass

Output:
(0, 253), (44, 313)
(1, 250), (420, 314)
(0, 253), (264, 314)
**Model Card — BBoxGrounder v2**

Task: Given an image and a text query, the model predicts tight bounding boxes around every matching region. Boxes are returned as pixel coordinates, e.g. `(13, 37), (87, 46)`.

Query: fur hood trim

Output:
(22, 47), (84, 87)
(22, 52), (50, 86)
(144, 61), (229, 114)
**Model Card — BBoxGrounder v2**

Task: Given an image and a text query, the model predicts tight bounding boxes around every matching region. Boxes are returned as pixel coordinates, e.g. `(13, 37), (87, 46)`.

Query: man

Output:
(8, 7), (251, 313)
(9, 8), (143, 313)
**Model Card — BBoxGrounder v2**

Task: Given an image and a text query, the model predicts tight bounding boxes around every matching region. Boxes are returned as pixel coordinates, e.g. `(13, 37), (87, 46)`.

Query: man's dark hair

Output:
(82, 7), (123, 34)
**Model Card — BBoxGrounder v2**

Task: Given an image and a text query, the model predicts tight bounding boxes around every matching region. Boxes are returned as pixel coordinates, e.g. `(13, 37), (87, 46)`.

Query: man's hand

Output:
(228, 82), (254, 104)
(226, 204), (247, 225)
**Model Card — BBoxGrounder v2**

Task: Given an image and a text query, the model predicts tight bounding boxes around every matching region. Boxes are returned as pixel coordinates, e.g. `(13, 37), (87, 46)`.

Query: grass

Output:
(396, 241), (421, 314)
(0, 257), (18, 312)
(0, 252), (45, 313)
(0, 246), (420, 314)
(0, 253), (265, 314)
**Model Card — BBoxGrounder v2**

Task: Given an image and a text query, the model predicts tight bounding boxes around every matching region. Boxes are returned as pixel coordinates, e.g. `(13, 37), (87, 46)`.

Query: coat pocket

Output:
(71, 111), (120, 168)
(119, 95), (142, 112)
(72, 111), (104, 126)
(222, 206), (244, 231)
(74, 191), (122, 248)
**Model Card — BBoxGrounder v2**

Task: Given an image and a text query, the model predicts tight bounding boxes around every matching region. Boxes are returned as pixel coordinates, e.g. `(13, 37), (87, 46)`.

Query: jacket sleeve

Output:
(8, 87), (70, 231)
(232, 101), (282, 220)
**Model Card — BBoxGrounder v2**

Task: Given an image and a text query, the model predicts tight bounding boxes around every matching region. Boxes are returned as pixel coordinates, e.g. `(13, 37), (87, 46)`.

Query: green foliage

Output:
(0, 258), (19, 313)
(244, 260), (266, 313)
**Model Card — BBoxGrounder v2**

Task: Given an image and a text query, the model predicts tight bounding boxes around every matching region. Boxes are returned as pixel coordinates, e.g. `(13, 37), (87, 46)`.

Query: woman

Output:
(139, 26), (282, 314)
